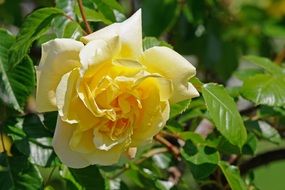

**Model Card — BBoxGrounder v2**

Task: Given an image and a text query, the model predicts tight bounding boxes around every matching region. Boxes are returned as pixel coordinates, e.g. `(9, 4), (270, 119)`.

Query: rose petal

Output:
(79, 37), (121, 76)
(84, 143), (124, 166)
(36, 39), (83, 112)
(81, 9), (142, 59)
(135, 74), (173, 101)
(52, 117), (89, 168)
(141, 46), (199, 103)
(131, 83), (170, 146)
(56, 69), (78, 123)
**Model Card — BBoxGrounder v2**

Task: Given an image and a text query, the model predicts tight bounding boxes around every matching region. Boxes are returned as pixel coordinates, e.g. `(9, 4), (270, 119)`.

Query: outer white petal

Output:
(141, 46), (199, 103)
(79, 37), (120, 76)
(52, 116), (89, 168)
(56, 69), (80, 124)
(81, 9), (142, 59)
(84, 144), (125, 166)
(36, 39), (84, 112)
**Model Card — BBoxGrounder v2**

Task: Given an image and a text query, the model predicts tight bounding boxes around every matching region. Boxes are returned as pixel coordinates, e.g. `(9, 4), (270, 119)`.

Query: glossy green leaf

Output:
(9, 8), (64, 67)
(234, 68), (263, 81)
(23, 114), (52, 138)
(0, 29), (35, 113)
(90, 0), (116, 22)
(246, 120), (281, 144)
(169, 99), (191, 119)
(218, 161), (247, 190)
(103, 0), (125, 13)
(241, 74), (285, 106)
(74, 5), (112, 24)
(143, 37), (173, 50)
(242, 133), (257, 155)
(60, 166), (82, 190)
(0, 29), (20, 112)
(69, 165), (105, 190)
(4, 117), (57, 167)
(181, 139), (220, 179)
(54, 0), (83, 39)
(56, 0), (76, 17)
(202, 83), (247, 148)
(243, 55), (284, 76)
(0, 155), (43, 190)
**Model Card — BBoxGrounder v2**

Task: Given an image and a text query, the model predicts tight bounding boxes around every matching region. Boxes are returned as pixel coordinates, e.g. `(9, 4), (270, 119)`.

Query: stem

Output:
(44, 167), (57, 186)
(154, 134), (180, 158)
(77, 0), (92, 34)
(274, 48), (285, 65)
(239, 148), (285, 175)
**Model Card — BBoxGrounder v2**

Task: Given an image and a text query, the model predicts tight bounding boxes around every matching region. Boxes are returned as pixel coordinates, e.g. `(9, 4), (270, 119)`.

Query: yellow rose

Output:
(0, 133), (12, 156)
(36, 10), (198, 168)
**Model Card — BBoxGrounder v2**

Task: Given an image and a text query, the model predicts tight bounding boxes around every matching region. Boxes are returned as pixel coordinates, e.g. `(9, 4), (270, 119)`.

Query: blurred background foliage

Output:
(0, 0), (285, 190)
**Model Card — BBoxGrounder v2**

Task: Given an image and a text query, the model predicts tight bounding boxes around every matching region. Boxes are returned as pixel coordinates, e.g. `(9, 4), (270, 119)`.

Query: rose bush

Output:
(36, 10), (198, 168)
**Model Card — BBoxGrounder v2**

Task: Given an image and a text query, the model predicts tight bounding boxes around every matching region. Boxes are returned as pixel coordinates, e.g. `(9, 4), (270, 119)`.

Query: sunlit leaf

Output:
(69, 165), (105, 190)
(218, 161), (247, 190)
(241, 74), (285, 106)
(202, 83), (247, 148)
(9, 8), (64, 67)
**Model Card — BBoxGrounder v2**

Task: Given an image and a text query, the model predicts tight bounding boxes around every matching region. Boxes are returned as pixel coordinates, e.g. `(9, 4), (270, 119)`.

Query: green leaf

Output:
(0, 29), (35, 113)
(0, 155), (43, 190)
(181, 139), (220, 179)
(103, 0), (125, 13)
(243, 55), (284, 76)
(56, 0), (76, 17)
(202, 83), (247, 148)
(23, 114), (52, 138)
(242, 133), (257, 155)
(143, 37), (173, 50)
(74, 5), (112, 24)
(54, 0), (83, 39)
(4, 117), (57, 167)
(60, 166), (82, 190)
(43, 112), (58, 132)
(169, 99), (191, 119)
(241, 74), (285, 106)
(69, 165), (105, 190)
(218, 161), (247, 190)
(0, 29), (20, 112)
(9, 7), (64, 67)
(246, 120), (281, 144)
(234, 68), (263, 81)
(90, 0), (116, 22)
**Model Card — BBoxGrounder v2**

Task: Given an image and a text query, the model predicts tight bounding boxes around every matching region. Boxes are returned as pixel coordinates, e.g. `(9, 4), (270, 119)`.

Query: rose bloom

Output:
(36, 10), (198, 168)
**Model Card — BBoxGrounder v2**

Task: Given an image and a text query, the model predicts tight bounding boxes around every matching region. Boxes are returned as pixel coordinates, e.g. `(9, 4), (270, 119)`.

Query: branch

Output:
(154, 134), (180, 158)
(77, 0), (92, 34)
(239, 148), (285, 175)
(274, 48), (285, 65)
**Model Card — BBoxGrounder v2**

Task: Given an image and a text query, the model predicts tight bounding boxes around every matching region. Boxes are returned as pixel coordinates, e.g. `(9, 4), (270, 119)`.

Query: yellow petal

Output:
(79, 37), (120, 77)
(81, 9), (142, 59)
(84, 143), (125, 166)
(131, 84), (170, 146)
(141, 46), (199, 103)
(0, 133), (12, 156)
(135, 74), (173, 101)
(52, 117), (89, 168)
(36, 39), (83, 112)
